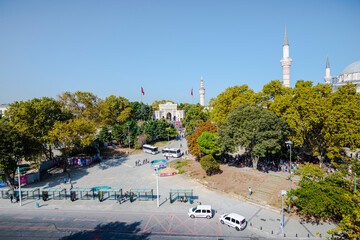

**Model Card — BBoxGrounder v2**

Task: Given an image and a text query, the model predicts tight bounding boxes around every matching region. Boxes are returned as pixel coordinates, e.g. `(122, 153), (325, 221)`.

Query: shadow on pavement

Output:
(60, 221), (151, 240)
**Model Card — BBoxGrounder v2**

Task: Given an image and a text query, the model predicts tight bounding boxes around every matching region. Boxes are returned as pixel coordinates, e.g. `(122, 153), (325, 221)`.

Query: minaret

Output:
(199, 75), (205, 106)
(324, 56), (332, 84)
(280, 25), (292, 88)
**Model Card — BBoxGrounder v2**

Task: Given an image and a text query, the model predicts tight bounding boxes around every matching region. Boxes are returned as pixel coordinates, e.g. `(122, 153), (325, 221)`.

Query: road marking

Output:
(59, 200), (67, 205)
(122, 163), (133, 168)
(12, 217), (33, 219)
(74, 218), (97, 222)
(42, 217), (64, 221)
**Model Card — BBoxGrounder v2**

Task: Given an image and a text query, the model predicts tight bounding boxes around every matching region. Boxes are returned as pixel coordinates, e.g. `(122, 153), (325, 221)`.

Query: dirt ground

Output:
(177, 158), (300, 212)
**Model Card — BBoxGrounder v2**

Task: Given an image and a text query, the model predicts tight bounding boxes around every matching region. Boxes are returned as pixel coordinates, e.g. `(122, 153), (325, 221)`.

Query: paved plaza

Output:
(0, 138), (337, 239)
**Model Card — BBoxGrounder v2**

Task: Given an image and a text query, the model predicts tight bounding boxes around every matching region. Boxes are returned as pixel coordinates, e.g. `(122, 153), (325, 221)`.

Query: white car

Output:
(188, 205), (213, 219)
(219, 213), (247, 231)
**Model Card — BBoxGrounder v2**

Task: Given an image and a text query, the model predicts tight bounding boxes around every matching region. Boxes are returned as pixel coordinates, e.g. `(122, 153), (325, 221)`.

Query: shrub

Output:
(200, 155), (220, 176)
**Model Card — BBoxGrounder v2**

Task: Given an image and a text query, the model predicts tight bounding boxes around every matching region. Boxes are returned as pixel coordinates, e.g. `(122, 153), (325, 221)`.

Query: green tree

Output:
(130, 101), (152, 121)
(209, 85), (260, 125)
(99, 126), (112, 144)
(112, 124), (125, 143)
(187, 122), (217, 159)
(57, 91), (101, 122)
(218, 104), (288, 168)
(124, 119), (138, 147)
(49, 118), (96, 171)
(0, 123), (41, 187)
(327, 206), (360, 240)
(259, 80), (290, 108)
(100, 95), (134, 126)
(200, 154), (220, 176)
(6, 97), (72, 159)
(270, 82), (360, 166)
(197, 132), (221, 156)
(292, 164), (357, 221)
(183, 104), (209, 136)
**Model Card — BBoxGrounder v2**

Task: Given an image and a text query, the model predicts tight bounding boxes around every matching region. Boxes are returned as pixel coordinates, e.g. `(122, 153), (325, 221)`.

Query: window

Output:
(202, 210), (206, 213)
(241, 219), (246, 224)
(225, 217), (230, 221)
(236, 220), (239, 224)
(195, 210), (201, 213)
(231, 218), (236, 223)
(207, 210), (210, 213)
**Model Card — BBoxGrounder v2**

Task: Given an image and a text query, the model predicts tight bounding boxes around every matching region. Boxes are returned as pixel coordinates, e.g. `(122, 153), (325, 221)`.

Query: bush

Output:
(200, 155), (220, 176)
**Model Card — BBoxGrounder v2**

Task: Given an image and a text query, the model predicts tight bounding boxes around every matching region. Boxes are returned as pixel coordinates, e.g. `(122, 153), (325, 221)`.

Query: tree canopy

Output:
(187, 121), (217, 159)
(218, 104), (288, 167)
(209, 85), (260, 125)
(183, 104), (209, 136)
(6, 97), (72, 159)
(99, 95), (134, 126)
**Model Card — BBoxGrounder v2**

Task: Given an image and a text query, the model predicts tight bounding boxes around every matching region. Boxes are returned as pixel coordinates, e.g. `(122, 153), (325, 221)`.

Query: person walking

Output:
(10, 194), (13, 203)
(64, 177), (67, 184)
(249, 187), (252, 198)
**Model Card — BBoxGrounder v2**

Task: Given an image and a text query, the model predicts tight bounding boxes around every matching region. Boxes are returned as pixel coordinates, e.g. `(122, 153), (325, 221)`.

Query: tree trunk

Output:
(4, 171), (15, 189)
(252, 156), (258, 169)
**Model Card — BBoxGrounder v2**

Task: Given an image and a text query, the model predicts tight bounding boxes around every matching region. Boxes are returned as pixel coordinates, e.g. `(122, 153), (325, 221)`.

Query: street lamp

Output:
(285, 140), (293, 211)
(280, 190), (287, 234)
(155, 168), (159, 207)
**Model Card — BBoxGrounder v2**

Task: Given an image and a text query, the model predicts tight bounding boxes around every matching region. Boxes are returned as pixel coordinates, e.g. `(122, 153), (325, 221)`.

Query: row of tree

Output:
(182, 80), (360, 238)
(0, 91), (186, 187)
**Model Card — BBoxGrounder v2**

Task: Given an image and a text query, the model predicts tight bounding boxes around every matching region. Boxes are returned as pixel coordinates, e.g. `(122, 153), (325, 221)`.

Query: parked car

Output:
(219, 213), (247, 231)
(188, 205), (212, 219)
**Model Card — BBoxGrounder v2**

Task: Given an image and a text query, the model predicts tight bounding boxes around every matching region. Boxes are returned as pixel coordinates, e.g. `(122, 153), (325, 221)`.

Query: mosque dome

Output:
(341, 60), (360, 75)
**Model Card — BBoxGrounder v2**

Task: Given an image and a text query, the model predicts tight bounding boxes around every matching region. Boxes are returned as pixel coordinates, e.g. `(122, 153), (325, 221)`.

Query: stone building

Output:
(154, 102), (184, 122)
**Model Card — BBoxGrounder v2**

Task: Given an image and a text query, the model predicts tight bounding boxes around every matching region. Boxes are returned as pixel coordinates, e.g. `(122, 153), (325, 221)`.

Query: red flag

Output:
(191, 88), (193, 96)
(141, 87), (145, 95)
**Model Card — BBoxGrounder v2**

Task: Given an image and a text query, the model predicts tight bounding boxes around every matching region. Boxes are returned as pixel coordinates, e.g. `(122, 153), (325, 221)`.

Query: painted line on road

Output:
(122, 163), (133, 168)
(74, 218), (97, 222)
(167, 215), (175, 233)
(12, 217), (33, 219)
(196, 217), (218, 234)
(59, 200), (67, 205)
(171, 215), (193, 233)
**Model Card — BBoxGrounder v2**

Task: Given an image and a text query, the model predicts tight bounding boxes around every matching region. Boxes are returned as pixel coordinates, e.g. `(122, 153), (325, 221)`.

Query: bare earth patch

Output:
(180, 158), (300, 213)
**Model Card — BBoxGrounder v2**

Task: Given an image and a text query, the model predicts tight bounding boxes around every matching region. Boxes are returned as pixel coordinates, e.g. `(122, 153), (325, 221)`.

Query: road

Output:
(0, 207), (260, 240)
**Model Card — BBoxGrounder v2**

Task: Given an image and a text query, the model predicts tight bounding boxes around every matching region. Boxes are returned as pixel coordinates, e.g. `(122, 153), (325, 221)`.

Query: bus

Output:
(143, 145), (159, 155)
(162, 148), (182, 158)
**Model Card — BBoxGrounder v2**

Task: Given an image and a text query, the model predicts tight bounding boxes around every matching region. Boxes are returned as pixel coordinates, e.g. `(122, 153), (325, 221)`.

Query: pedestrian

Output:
(70, 183), (73, 190)
(64, 177), (67, 184)
(69, 177), (71, 184)
(249, 187), (252, 197)
(10, 194), (13, 203)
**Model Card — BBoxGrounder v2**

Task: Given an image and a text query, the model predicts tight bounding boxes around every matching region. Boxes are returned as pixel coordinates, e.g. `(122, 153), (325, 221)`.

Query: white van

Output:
(188, 205), (212, 219)
(219, 213), (247, 231)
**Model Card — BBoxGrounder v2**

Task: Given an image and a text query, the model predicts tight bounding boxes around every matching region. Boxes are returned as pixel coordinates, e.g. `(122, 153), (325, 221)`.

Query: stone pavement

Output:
(0, 138), (337, 239)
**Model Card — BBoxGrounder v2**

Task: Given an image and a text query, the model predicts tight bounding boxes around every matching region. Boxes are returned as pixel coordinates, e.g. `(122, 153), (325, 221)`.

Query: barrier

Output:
(15, 188), (40, 200)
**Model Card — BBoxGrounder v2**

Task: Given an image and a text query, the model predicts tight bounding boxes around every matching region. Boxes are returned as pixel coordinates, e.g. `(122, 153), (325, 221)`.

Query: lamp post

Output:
(17, 167), (22, 206)
(280, 190), (287, 234)
(155, 168), (159, 207)
(285, 140), (293, 211)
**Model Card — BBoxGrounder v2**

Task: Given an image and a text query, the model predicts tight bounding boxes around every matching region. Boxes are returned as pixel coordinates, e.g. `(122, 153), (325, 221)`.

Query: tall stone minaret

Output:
(199, 75), (205, 106)
(280, 25), (292, 88)
(324, 56), (332, 84)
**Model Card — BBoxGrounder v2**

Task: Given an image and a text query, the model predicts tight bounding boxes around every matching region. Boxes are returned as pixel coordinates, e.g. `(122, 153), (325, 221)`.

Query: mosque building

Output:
(280, 25), (359, 92)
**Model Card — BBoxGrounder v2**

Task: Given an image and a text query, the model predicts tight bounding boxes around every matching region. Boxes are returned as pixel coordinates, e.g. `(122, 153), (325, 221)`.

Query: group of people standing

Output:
(135, 159), (149, 167)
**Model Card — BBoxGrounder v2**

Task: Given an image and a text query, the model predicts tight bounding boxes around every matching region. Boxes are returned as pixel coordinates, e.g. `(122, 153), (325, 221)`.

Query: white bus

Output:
(143, 145), (159, 155)
(162, 148), (182, 158)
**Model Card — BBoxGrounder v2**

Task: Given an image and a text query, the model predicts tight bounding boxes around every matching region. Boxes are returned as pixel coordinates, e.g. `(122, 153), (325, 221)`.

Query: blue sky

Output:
(0, 0), (359, 105)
